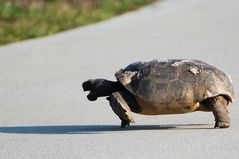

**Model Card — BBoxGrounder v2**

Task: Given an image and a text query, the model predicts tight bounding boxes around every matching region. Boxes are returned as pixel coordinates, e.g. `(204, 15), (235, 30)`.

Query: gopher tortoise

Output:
(82, 59), (235, 128)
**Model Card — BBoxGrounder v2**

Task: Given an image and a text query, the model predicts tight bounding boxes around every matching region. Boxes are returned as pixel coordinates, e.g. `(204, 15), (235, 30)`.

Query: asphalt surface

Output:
(0, 0), (239, 158)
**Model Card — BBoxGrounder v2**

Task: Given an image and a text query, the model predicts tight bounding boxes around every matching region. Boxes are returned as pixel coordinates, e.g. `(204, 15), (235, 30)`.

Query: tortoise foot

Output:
(121, 120), (130, 128)
(214, 121), (231, 128)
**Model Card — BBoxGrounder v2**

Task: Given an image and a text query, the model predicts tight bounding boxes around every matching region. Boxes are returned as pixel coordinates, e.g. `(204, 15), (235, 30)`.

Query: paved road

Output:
(0, 0), (238, 158)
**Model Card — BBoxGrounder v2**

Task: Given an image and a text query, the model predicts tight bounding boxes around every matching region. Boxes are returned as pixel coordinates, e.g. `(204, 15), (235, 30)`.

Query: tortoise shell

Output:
(115, 59), (235, 115)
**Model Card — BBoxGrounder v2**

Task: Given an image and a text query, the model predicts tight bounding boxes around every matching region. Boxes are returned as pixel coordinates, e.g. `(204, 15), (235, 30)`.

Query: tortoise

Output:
(82, 59), (235, 128)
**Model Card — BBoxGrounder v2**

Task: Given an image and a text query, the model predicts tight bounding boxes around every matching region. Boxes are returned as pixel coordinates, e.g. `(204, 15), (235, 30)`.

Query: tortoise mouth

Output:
(87, 92), (98, 101)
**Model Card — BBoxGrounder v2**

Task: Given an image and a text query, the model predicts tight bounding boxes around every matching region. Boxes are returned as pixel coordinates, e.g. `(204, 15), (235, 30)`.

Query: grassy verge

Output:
(0, 0), (157, 46)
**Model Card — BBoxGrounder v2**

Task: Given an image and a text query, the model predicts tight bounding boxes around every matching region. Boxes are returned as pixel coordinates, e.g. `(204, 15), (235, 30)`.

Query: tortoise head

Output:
(82, 79), (120, 101)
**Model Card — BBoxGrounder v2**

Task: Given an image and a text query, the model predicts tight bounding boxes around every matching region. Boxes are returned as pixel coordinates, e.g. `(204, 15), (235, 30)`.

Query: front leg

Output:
(106, 92), (135, 128)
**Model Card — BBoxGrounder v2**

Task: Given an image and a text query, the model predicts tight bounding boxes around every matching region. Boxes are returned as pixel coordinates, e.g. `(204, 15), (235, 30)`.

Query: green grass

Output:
(0, 0), (157, 46)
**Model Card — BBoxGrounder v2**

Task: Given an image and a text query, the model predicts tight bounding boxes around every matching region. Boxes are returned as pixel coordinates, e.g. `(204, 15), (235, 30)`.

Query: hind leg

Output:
(106, 92), (135, 128)
(204, 95), (230, 128)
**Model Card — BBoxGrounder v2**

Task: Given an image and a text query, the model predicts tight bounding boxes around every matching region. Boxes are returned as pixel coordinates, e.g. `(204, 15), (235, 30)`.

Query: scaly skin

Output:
(204, 96), (230, 128)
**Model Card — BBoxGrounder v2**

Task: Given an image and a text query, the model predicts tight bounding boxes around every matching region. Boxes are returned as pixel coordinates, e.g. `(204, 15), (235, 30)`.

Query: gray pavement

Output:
(0, 0), (239, 158)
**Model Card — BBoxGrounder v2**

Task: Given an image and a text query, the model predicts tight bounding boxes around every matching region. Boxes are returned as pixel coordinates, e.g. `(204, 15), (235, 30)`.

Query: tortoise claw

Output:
(121, 120), (130, 128)
(214, 121), (231, 128)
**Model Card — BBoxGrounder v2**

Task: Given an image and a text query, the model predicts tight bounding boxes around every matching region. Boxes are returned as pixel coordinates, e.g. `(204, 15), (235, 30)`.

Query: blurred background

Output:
(0, 0), (157, 46)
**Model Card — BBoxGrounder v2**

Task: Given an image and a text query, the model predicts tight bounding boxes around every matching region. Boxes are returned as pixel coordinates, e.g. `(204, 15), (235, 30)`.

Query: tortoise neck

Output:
(107, 80), (124, 93)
